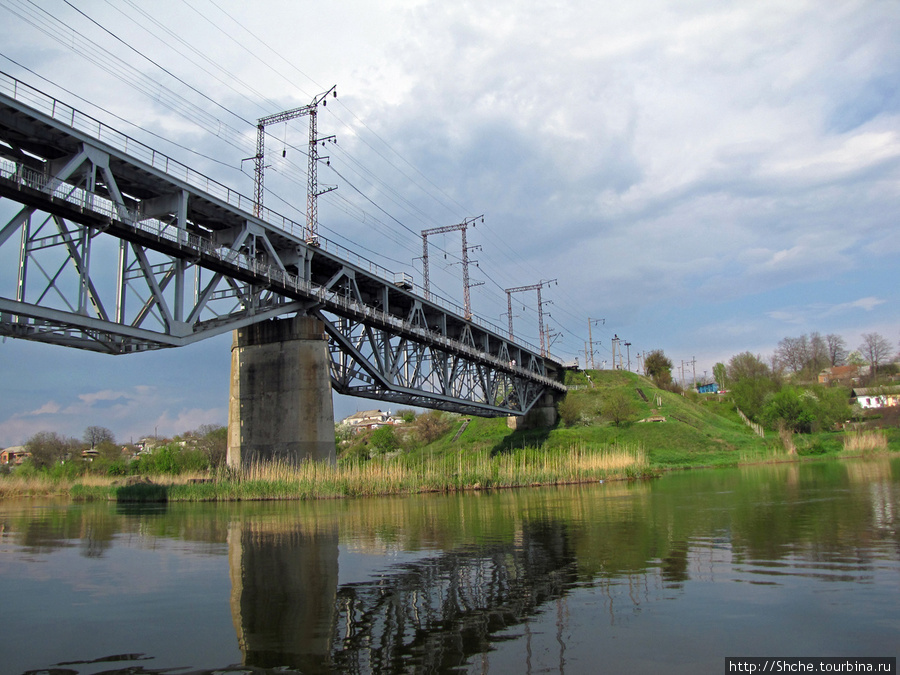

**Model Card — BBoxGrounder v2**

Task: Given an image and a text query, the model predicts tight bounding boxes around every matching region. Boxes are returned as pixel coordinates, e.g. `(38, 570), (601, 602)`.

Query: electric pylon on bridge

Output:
(250, 86), (337, 243)
(421, 215), (483, 319)
(505, 279), (556, 357)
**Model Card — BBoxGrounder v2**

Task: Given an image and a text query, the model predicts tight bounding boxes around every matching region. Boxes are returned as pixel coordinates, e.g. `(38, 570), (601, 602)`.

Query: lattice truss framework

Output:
(0, 82), (564, 416)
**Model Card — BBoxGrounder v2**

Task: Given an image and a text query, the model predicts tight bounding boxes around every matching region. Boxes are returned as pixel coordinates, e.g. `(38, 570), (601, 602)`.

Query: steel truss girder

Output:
(320, 312), (547, 416)
(0, 77), (564, 414)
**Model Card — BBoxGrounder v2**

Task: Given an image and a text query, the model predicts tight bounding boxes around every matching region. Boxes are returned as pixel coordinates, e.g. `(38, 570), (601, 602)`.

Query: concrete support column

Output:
(227, 315), (335, 468)
(507, 390), (560, 430)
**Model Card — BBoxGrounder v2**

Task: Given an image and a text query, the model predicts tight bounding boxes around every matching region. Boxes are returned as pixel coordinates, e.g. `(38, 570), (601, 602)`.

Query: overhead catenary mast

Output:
(421, 215), (483, 319)
(251, 86), (337, 242)
(505, 279), (556, 357)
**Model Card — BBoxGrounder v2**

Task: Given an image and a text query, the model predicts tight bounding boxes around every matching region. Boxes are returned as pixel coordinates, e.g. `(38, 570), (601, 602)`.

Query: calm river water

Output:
(1, 459), (898, 674)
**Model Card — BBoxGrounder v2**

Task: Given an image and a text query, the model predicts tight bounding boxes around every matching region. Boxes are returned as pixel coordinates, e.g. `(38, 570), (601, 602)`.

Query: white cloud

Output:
(0, 0), (898, 435)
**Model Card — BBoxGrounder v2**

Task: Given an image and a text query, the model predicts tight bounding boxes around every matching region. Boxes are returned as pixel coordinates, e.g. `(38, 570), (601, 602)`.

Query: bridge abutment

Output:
(227, 315), (336, 468)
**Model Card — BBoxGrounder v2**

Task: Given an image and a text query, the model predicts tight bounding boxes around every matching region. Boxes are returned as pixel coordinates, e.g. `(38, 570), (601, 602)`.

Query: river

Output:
(1, 458), (898, 674)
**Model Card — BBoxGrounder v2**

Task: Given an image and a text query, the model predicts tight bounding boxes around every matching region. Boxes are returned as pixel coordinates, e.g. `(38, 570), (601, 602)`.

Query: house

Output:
(0, 446), (31, 465)
(696, 382), (719, 394)
(340, 410), (405, 434)
(819, 365), (869, 385)
(851, 386), (900, 410)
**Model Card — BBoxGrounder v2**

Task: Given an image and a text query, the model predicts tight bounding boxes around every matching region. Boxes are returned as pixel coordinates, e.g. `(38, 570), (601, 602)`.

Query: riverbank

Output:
(3, 370), (897, 502)
(0, 442), (650, 501)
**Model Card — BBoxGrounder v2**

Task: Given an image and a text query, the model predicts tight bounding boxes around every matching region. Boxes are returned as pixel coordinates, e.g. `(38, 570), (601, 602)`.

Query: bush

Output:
(558, 394), (585, 427)
(370, 425), (400, 455)
(415, 411), (452, 444)
(133, 445), (210, 475)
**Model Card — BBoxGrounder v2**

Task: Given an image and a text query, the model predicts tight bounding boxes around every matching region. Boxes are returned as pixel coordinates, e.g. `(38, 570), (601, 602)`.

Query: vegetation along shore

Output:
(2, 344), (898, 502)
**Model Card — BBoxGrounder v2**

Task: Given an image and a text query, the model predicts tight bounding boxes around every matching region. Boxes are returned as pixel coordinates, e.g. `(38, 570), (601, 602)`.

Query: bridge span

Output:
(0, 72), (565, 464)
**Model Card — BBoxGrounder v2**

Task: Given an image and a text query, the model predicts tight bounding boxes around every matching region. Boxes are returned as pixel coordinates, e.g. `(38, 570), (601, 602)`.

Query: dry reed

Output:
(842, 430), (888, 454)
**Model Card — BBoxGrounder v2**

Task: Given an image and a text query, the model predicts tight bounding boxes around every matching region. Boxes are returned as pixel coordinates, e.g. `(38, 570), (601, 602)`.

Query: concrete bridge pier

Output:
(507, 389), (560, 430)
(227, 315), (336, 469)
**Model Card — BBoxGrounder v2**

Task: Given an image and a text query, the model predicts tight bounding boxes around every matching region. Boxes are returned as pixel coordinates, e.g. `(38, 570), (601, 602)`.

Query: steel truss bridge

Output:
(0, 72), (565, 417)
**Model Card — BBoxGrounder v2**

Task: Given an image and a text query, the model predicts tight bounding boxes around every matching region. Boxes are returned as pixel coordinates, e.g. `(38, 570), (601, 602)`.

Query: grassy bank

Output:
(3, 370), (897, 503)
(16, 442), (649, 502)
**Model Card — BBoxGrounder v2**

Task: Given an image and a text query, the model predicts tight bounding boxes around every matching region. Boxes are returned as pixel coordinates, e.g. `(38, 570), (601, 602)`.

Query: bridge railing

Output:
(0, 157), (561, 388)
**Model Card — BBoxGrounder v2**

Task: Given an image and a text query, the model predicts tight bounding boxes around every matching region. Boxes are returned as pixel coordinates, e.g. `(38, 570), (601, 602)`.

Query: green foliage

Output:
(133, 444), (210, 475)
(760, 385), (852, 434)
(601, 389), (637, 427)
(761, 387), (815, 433)
(370, 425), (400, 455)
(712, 362), (727, 390)
(644, 350), (674, 389)
(189, 424), (227, 467)
(558, 393), (586, 427)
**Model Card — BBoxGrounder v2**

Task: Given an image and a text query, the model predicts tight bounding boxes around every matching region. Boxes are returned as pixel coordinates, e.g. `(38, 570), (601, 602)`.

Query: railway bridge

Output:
(0, 72), (566, 465)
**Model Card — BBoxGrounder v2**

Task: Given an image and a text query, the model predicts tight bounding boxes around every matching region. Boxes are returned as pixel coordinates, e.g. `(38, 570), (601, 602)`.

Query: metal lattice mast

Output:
(251, 86), (336, 239)
(421, 215), (483, 318)
(588, 317), (604, 370)
(505, 279), (556, 356)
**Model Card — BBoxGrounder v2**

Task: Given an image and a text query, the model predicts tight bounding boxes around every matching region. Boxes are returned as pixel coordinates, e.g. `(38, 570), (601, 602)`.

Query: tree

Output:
(25, 431), (79, 469)
(825, 334), (848, 367)
(774, 333), (828, 379)
(727, 352), (780, 420)
(370, 425), (400, 455)
(644, 350), (673, 389)
(83, 426), (115, 449)
(192, 424), (227, 467)
(727, 352), (771, 382)
(557, 394), (584, 427)
(859, 332), (893, 377)
(775, 335), (808, 375)
(415, 410), (452, 444)
(602, 390), (637, 427)
(712, 362), (727, 390)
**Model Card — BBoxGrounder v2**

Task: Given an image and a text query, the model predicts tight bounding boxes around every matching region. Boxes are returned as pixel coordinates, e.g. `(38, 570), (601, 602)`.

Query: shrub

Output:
(415, 410), (452, 444)
(133, 444), (210, 475)
(370, 425), (400, 455)
(557, 394), (584, 427)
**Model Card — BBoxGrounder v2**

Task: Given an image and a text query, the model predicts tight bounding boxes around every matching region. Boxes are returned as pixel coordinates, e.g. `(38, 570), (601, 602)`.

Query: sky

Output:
(0, 0), (898, 447)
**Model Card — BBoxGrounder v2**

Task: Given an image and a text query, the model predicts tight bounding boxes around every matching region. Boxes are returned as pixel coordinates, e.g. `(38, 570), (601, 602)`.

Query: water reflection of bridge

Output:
(229, 518), (577, 672)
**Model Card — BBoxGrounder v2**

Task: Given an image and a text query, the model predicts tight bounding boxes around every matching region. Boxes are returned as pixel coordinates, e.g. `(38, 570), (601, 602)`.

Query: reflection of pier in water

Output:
(229, 518), (577, 672)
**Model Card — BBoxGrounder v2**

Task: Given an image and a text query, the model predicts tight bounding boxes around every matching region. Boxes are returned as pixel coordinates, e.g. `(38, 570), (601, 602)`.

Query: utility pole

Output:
(421, 215), (483, 319)
(611, 334), (620, 369)
(251, 86), (337, 242)
(588, 317), (604, 370)
(624, 341), (632, 371)
(505, 279), (556, 356)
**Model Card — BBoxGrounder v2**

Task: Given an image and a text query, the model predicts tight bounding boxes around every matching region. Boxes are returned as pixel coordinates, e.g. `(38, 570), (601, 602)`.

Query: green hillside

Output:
(414, 369), (787, 469)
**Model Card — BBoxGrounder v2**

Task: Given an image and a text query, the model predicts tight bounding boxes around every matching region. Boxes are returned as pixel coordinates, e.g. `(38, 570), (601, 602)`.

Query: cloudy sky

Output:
(0, 0), (898, 447)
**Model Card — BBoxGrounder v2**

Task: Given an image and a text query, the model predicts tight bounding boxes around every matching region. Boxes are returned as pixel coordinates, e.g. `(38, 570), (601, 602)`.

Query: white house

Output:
(852, 387), (900, 409)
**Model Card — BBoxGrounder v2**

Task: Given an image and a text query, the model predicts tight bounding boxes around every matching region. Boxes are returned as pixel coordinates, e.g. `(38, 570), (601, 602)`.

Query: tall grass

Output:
(843, 430), (889, 454)
(2, 443), (649, 502)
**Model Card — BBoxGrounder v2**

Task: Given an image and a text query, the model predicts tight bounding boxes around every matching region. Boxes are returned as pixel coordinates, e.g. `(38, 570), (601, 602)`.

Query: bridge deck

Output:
(0, 71), (565, 416)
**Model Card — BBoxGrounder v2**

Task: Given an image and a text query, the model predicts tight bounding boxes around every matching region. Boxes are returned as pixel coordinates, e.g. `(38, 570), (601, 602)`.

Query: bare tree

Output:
(26, 431), (79, 468)
(825, 334), (848, 366)
(775, 336), (808, 374)
(859, 332), (893, 377)
(808, 332), (829, 374)
(84, 426), (115, 449)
